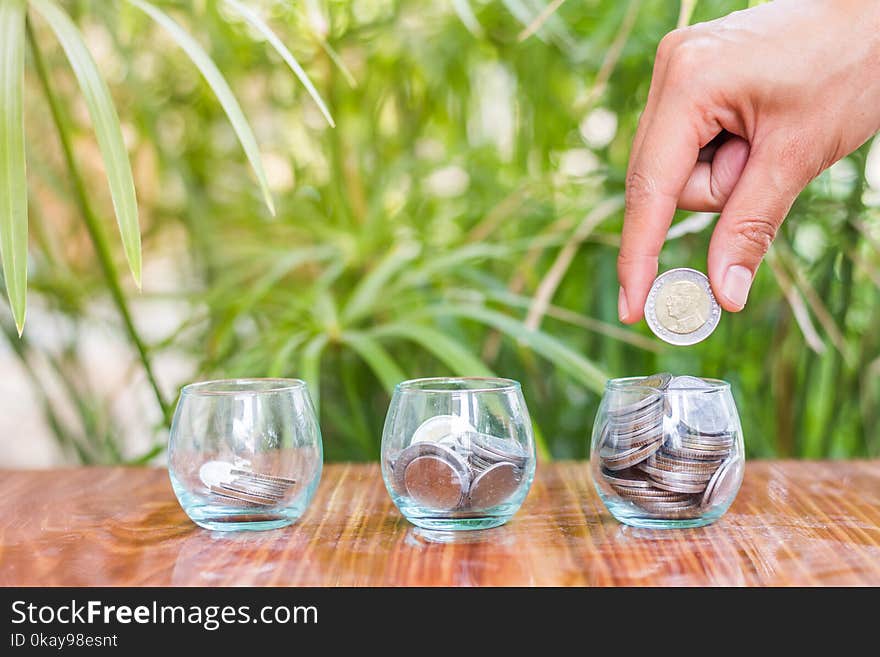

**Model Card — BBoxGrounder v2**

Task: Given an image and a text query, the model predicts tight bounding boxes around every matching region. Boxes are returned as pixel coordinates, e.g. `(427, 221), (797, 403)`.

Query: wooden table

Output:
(1, 462), (878, 586)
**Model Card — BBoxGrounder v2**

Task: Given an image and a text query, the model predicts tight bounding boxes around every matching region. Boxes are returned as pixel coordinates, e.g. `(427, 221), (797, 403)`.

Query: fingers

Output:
(619, 32), (725, 323)
(678, 136), (750, 211)
(706, 136), (809, 311)
(618, 102), (721, 323)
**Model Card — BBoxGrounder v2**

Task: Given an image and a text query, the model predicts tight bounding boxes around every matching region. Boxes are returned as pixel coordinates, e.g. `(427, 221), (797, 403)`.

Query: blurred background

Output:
(3, 0), (879, 467)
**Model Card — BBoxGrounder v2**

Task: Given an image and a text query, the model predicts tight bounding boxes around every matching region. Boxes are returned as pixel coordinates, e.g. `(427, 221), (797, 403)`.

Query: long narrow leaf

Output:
(421, 304), (608, 393)
(372, 322), (495, 377)
(128, 0), (275, 215)
(451, 0), (484, 38)
(341, 331), (406, 394)
(517, 0), (566, 42)
(223, 0), (335, 128)
(300, 334), (328, 412)
(31, 0), (143, 289)
(459, 286), (662, 352)
(0, 0), (27, 334)
(342, 241), (420, 324)
(268, 331), (308, 377)
(315, 38), (356, 88)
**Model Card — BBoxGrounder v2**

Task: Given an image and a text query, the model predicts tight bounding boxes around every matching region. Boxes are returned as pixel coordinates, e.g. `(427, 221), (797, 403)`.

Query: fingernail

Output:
(722, 265), (753, 310)
(618, 287), (629, 322)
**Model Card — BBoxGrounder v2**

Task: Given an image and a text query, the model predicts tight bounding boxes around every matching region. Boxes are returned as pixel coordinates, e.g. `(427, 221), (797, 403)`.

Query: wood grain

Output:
(1, 461), (878, 586)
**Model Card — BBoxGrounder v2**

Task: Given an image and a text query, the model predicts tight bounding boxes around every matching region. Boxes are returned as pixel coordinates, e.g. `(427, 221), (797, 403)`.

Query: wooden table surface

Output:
(1, 461), (879, 586)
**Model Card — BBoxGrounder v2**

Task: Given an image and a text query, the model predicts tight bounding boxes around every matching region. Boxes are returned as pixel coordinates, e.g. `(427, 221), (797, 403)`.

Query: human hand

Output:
(618, 0), (880, 323)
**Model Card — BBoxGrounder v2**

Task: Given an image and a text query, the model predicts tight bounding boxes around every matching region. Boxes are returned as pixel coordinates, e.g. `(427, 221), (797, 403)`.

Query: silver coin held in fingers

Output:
(645, 268), (721, 346)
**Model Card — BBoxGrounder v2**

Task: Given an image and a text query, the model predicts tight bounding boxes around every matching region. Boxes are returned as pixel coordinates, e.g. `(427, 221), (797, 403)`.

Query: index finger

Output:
(618, 92), (714, 323)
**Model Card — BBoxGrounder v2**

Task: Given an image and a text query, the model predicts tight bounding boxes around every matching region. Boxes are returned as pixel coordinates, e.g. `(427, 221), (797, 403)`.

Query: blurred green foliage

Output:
(4, 0), (879, 463)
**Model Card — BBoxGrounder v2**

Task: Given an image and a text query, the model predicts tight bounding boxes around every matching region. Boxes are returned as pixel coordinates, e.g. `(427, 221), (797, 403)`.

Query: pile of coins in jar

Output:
(199, 460), (296, 508)
(597, 373), (742, 519)
(388, 415), (527, 512)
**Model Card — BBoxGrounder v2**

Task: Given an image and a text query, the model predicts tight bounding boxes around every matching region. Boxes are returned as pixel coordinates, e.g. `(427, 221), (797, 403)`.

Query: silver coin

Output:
(642, 476), (707, 494)
(607, 393), (662, 420)
(208, 490), (264, 508)
(674, 435), (733, 451)
(669, 375), (713, 389)
(677, 405), (731, 436)
(674, 421), (735, 441)
(618, 488), (693, 502)
(638, 503), (702, 519)
(230, 477), (292, 499)
(701, 457), (744, 510)
(644, 269), (721, 346)
(638, 462), (714, 483)
(600, 438), (662, 470)
(635, 498), (700, 510)
(471, 433), (528, 461)
(230, 468), (297, 486)
(217, 480), (285, 501)
(403, 455), (468, 510)
(411, 414), (475, 444)
(392, 441), (470, 496)
(660, 444), (729, 461)
(209, 484), (279, 506)
(638, 372), (673, 390)
(608, 417), (663, 441)
(600, 467), (653, 489)
(468, 462), (522, 510)
(606, 430), (664, 453)
(647, 452), (722, 474)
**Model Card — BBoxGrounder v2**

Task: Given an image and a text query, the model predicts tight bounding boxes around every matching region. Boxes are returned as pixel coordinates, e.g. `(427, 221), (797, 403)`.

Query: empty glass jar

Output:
(381, 377), (536, 531)
(169, 378), (322, 531)
(591, 375), (744, 529)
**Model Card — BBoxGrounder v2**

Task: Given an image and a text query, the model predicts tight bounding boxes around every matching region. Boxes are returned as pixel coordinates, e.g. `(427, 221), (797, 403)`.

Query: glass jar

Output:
(381, 377), (537, 531)
(591, 375), (744, 529)
(169, 378), (322, 531)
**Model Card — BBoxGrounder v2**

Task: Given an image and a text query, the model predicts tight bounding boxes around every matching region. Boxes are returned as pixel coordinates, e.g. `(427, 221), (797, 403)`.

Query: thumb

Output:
(707, 137), (810, 312)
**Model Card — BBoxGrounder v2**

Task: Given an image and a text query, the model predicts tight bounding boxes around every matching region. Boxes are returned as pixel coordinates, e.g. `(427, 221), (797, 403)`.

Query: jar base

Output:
(172, 477), (312, 531)
(403, 515), (511, 531)
(611, 515), (719, 529)
(184, 505), (303, 531)
(191, 516), (297, 532)
(602, 497), (726, 529)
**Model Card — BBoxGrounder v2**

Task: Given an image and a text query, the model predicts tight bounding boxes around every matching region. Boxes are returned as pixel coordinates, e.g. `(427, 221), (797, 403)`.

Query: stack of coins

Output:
(597, 374), (741, 518)
(200, 460), (296, 508)
(389, 415), (528, 512)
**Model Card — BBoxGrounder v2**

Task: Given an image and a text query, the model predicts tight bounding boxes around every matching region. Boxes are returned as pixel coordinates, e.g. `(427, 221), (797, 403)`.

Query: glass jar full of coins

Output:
(381, 378), (537, 531)
(591, 374), (745, 529)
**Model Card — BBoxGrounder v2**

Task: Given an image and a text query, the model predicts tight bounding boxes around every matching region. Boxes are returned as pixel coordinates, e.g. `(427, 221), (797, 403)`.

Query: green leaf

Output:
(315, 37), (356, 89)
(268, 331), (308, 377)
(300, 334), (328, 412)
(341, 331), (406, 394)
(0, 0), (27, 334)
(31, 0), (142, 290)
(422, 304), (608, 393)
(372, 322), (494, 377)
(341, 241), (420, 324)
(128, 0), (275, 215)
(450, 0), (483, 38)
(223, 0), (335, 128)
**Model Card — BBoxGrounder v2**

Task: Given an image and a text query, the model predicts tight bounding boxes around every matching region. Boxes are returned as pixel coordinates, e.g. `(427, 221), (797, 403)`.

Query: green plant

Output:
(3, 1), (879, 465)
(1, 0), (334, 423)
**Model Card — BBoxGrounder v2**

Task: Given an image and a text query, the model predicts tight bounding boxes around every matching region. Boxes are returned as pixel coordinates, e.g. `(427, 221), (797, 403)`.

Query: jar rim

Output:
(396, 377), (521, 394)
(606, 376), (730, 392)
(181, 378), (307, 396)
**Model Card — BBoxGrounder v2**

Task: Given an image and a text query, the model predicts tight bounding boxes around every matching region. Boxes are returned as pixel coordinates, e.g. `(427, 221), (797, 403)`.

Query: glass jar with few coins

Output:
(381, 377), (537, 531)
(169, 378), (323, 531)
(591, 374), (744, 529)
